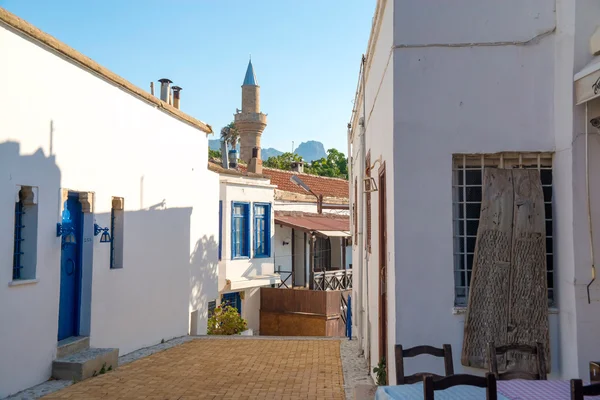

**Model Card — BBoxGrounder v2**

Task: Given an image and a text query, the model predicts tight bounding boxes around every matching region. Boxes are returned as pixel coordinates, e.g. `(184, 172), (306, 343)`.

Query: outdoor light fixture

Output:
(94, 223), (112, 243)
(56, 223), (76, 246)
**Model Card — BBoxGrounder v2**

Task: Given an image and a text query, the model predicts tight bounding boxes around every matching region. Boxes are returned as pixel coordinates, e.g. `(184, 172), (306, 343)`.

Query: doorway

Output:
(378, 163), (388, 383)
(58, 193), (83, 341)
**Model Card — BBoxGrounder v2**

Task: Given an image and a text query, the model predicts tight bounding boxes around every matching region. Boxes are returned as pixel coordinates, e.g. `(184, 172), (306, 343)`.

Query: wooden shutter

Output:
(366, 151), (372, 253)
(462, 168), (550, 372)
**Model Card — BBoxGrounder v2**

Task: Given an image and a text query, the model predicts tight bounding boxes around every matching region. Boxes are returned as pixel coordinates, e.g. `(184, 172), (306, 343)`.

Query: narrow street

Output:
(41, 338), (352, 400)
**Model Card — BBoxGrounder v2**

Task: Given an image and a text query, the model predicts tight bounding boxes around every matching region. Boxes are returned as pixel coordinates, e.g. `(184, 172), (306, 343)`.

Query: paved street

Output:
(42, 339), (346, 400)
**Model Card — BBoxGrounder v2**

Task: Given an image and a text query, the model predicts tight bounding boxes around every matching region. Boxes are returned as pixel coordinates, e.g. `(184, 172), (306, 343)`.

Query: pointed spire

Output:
(243, 58), (257, 86)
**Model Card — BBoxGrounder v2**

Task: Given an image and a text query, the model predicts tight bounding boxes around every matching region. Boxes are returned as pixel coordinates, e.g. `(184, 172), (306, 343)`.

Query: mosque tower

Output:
(234, 59), (267, 165)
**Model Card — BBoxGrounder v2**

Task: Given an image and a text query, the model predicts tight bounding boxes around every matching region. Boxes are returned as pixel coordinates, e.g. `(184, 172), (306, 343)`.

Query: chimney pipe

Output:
(291, 161), (305, 173)
(158, 78), (172, 103)
(248, 147), (262, 174)
(172, 86), (182, 109)
(150, 82), (155, 96)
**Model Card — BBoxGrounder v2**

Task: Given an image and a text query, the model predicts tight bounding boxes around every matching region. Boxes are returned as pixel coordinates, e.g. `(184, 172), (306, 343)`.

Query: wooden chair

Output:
(395, 344), (454, 384)
(423, 373), (497, 400)
(571, 379), (600, 399)
(487, 341), (547, 380)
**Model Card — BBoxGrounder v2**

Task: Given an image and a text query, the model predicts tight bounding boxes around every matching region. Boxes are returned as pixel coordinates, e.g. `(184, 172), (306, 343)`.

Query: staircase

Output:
(52, 337), (119, 382)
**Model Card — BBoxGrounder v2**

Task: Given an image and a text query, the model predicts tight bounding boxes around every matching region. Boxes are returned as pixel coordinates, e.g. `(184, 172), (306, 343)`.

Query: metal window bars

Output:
(13, 200), (25, 280)
(452, 153), (554, 306)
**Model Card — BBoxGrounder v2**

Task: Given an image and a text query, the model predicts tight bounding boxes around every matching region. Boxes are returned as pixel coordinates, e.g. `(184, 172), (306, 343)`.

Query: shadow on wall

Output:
(0, 141), (62, 399)
(190, 234), (218, 335)
(92, 206), (217, 351)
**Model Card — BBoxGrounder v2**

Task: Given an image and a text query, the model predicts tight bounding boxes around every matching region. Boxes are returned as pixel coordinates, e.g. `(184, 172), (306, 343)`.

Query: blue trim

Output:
(253, 202), (271, 258)
(218, 201), (223, 261)
(109, 208), (116, 269)
(231, 202), (250, 259)
(12, 200), (25, 280)
(222, 292), (242, 315)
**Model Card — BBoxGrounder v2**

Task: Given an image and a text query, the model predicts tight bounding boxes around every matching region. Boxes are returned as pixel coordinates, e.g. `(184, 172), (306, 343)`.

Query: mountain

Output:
(261, 148), (283, 159)
(294, 141), (326, 162)
(209, 139), (327, 162)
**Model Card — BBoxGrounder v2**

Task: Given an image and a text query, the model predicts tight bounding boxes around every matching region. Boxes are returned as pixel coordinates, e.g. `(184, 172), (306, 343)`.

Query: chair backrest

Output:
(395, 344), (454, 385)
(571, 379), (600, 399)
(423, 373), (497, 400)
(487, 341), (547, 380)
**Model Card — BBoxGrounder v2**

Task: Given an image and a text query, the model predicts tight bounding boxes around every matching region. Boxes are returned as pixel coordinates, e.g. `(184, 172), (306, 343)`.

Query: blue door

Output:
(58, 195), (82, 341)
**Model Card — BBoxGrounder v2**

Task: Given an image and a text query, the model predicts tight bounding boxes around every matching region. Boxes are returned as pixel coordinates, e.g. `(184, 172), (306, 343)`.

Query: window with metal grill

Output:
(253, 203), (271, 258)
(452, 153), (554, 306)
(11, 186), (38, 281)
(232, 202), (250, 258)
(208, 300), (217, 318)
(13, 196), (25, 280)
(110, 197), (124, 269)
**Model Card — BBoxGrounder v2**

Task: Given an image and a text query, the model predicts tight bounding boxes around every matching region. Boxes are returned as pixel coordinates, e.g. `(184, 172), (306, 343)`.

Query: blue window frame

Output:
(253, 203), (271, 258)
(218, 201), (223, 261)
(231, 202), (250, 258)
(13, 198), (25, 280)
(221, 292), (242, 315)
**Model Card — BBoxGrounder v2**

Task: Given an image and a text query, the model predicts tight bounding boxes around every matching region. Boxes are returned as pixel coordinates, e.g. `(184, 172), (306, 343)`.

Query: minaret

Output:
(235, 59), (267, 165)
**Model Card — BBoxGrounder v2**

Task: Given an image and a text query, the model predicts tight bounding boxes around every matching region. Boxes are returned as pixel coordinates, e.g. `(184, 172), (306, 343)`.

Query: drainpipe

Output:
(360, 54), (371, 367)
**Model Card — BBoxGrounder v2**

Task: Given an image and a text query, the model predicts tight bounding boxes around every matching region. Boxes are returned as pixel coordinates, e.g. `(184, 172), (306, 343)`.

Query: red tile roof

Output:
(241, 165), (349, 199)
(208, 160), (349, 199)
(274, 211), (350, 232)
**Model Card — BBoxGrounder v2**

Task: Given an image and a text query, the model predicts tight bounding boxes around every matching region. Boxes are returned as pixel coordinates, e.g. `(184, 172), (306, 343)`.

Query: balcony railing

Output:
(313, 269), (352, 291)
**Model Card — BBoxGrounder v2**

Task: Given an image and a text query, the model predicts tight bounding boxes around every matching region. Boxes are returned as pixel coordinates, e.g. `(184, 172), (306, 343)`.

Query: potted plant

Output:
(220, 122), (239, 168)
(207, 305), (248, 335)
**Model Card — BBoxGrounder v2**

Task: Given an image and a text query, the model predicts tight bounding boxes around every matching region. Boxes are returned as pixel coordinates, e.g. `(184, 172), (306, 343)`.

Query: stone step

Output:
(52, 347), (119, 382)
(354, 384), (377, 400)
(56, 336), (90, 359)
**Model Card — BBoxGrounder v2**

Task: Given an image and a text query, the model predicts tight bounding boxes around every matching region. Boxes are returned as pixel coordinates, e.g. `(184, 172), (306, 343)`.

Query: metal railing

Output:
(313, 269), (352, 291)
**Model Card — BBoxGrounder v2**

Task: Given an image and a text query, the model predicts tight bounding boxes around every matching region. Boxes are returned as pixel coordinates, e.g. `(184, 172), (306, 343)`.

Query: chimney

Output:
(158, 78), (172, 102)
(291, 161), (304, 173)
(150, 82), (155, 96)
(248, 147), (262, 174)
(172, 86), (182, 109)
(221, 141), (229, 169)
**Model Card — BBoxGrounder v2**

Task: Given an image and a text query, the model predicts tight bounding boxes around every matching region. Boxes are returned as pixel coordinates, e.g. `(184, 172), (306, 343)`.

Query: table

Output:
(375, 380), (591, 399)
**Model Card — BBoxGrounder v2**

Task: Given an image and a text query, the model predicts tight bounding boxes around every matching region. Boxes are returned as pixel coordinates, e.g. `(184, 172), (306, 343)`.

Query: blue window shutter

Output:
(218, 201), (222, 261)
(231, 202), (250, 258)
(244, 203), (250, 257)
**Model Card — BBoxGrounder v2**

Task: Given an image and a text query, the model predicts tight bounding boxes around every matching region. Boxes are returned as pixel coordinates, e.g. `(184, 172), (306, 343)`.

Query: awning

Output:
(574, 55), (600, 105)
(274, 211), (350, 233)
(228, 274), (280, 290)
(316, 230), (351, 238)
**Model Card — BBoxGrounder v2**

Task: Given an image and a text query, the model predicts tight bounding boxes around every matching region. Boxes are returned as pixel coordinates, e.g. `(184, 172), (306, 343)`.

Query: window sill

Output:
(9, 279), (39, 287)
(232, 256), (250, 260)
(253, 254), (271, 259)
(453, 306), (559, 315)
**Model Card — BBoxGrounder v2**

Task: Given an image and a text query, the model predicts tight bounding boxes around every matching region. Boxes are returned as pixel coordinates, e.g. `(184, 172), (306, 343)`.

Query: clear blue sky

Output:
(2, 0), (374, 154)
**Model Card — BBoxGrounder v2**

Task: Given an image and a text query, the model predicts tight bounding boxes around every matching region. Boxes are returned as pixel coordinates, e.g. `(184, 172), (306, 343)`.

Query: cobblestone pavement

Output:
(340, 339), (374, 400)
(42, 339), (345, 400)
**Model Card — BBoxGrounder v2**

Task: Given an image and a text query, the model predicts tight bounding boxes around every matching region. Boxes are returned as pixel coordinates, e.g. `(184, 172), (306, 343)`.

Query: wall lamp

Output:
(94, 223), (112, 243)
(56, 223), (76, 246)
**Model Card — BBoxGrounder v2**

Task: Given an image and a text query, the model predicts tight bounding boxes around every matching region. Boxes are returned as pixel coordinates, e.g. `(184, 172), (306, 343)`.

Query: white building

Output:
(350, 0), (600, 384)
(0, 8), (218, 398)
(208, 161), (280, 333)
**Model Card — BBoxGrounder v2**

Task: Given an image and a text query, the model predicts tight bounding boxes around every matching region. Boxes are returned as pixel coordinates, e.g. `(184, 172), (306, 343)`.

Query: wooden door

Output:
(378, 164), (388, 381)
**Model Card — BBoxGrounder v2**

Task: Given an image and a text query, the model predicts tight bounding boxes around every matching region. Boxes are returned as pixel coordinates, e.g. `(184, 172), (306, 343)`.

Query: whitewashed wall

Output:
(274, 200), (350, 216)
(274, 225), (293, 287)
(350, 0), (600, 384)
(217, 176), (275, 333)
(0, 22), (218, 398)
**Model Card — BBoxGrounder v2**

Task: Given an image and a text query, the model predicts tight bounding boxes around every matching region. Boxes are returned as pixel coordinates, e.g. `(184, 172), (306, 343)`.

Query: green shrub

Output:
(373, 357), (387, 386)
(207, 305), (247, 335)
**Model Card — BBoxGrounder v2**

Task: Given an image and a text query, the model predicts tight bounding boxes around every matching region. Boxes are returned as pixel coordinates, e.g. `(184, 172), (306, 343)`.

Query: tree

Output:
(208, 149), (221, 159)
(220, 122), (239, 150)
(309, 149), (348, 179)
(263, 152), (303, 170)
